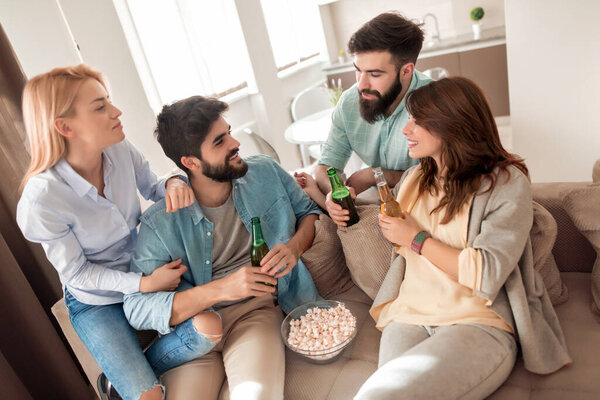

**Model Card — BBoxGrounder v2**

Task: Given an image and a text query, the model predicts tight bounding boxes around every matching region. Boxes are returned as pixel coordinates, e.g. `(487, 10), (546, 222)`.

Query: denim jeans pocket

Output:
(64, 290), (95, 321)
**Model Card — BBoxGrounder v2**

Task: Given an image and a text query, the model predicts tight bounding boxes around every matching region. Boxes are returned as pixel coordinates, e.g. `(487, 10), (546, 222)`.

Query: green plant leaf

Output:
(470, 7), (484, 21)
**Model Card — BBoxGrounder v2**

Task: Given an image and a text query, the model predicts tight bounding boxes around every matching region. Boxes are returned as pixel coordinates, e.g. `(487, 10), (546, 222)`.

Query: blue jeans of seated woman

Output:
(65, 289), (218, 400)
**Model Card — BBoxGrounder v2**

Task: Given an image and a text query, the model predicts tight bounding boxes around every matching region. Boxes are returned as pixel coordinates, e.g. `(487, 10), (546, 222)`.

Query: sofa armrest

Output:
(532, 182), (596, 272)
(51, 298), (103, 399)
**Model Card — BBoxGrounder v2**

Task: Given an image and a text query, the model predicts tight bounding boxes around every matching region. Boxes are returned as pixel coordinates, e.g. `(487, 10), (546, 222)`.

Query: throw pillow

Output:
(530, 201), (569, 305)
(301, 214), (354, 298)
(337, 205), (394, 299)
(593, 159), (600, 183)
(562, 183), (600, 314)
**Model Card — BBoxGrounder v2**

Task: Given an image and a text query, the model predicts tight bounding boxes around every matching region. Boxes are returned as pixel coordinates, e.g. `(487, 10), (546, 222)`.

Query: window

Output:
(119, 0), (252, 108)
(260, 0), (324, 71)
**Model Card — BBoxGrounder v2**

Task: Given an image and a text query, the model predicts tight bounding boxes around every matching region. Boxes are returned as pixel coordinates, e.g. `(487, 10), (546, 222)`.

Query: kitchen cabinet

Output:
(416, 44), (509, 116)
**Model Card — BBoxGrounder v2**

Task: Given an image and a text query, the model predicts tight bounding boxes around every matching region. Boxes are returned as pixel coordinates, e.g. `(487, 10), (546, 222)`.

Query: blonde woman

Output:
(16, 65), (217, 400)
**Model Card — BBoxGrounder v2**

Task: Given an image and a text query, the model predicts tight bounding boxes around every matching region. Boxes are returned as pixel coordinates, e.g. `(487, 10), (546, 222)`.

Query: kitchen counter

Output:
(419, 25), (506, 58)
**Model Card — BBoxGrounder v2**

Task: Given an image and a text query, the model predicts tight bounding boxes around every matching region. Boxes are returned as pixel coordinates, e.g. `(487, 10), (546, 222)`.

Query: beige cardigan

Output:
(371, 165), (572, 374)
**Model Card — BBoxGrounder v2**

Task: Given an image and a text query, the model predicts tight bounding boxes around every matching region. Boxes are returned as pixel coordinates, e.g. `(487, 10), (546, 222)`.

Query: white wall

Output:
(0, 0), (176, 174)
(505, 0), (600, 182)
(0, 0), (81, 76)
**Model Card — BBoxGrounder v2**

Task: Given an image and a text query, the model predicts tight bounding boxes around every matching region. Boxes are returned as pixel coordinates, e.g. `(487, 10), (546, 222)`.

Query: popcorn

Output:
(287, 303), (356, 353)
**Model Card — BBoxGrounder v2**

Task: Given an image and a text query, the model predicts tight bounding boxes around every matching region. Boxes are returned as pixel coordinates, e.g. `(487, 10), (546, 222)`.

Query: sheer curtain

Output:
(260, 0), (323, 71)
(123, 0), (252, 104)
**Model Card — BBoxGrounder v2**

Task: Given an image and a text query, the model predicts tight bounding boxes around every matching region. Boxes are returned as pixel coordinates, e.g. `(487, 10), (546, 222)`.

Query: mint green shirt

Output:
(319, 70), (432, 171)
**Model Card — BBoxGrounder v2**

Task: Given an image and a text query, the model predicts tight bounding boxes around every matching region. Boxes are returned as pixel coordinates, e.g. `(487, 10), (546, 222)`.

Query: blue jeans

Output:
(65, 289), (218, 400)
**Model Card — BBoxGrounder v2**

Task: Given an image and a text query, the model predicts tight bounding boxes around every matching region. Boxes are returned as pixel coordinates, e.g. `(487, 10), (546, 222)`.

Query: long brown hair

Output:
(405, 76), (528, 224)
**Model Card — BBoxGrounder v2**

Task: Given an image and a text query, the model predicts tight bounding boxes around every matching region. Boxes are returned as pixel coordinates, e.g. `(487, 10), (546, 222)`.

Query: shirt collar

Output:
(188, 179), (245, 225)
(187, 202), (206, 225)
(54, 158), (95, 198)
(388, 69), (422, 119)
(53, 152), (113, 200)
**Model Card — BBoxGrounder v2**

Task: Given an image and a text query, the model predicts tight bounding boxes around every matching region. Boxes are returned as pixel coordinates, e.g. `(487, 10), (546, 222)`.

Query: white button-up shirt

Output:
(17, 139), (167, 305)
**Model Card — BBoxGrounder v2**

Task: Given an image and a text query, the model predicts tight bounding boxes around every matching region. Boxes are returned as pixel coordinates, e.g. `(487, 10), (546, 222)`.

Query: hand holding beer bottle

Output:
(373, 167), (404, 219)
(326, 167), (360, 226)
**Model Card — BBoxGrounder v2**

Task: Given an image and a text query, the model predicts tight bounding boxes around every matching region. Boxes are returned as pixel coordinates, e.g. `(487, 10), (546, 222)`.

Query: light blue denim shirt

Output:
(319, 70), (432, 171)
(16, 139), (167, 305)
(124, 155), (322, 335)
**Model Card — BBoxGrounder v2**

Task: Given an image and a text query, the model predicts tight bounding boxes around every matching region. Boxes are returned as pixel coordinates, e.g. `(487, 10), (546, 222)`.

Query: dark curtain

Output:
(0, 23), (94, 399)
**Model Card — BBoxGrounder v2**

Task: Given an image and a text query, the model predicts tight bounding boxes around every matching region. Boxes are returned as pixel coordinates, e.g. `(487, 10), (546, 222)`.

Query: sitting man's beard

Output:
(201, 148), (249, 182)
(358, 76), (403, 124)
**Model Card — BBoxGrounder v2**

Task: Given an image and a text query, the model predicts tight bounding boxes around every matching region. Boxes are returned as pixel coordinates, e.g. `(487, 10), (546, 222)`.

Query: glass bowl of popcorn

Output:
(281, 300), (358, 364)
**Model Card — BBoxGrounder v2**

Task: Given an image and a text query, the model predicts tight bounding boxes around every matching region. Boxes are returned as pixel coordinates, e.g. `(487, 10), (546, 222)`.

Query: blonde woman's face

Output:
(65, 78), (125, 151)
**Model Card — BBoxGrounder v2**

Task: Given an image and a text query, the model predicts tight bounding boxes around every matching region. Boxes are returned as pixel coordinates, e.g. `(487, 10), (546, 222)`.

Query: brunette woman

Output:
(326, 77), (571, 399)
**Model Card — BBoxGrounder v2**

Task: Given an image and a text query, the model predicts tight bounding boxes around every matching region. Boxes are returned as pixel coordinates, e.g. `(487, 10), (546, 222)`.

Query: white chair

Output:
(232, 127), (280, 164)
(290, 85), (332, 122)
(423, 67), (449, 80)
(290, 84), (332, 167)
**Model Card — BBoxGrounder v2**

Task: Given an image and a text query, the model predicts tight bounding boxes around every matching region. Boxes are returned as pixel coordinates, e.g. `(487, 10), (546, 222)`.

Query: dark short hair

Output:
(348, 12), (424, 69)
(155, 96), (228, 173)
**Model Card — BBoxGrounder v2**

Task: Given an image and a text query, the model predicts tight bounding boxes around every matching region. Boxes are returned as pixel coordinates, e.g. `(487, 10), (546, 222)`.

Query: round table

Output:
(284, 108), (333, 166)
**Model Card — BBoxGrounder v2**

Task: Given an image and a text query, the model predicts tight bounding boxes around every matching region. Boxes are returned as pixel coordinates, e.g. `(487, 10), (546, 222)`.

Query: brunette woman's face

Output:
(64, 78), (125, 151)
(402, 115), (443, 164)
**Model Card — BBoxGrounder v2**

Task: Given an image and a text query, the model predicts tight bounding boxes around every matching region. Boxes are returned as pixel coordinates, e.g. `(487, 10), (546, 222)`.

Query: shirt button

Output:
(205, 260), (210, 265)
(207, 232), (211, 236)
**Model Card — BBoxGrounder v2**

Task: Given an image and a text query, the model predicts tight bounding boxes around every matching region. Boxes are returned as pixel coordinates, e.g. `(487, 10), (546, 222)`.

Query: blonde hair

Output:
(20, 64), (108, 191)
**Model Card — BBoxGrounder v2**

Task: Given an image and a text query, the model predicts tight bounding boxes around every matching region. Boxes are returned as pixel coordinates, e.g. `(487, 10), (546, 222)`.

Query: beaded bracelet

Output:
(410, 231), (431, 255)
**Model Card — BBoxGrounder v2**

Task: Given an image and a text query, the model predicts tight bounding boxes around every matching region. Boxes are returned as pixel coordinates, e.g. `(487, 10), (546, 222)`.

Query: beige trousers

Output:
(160, 295), (285, 400)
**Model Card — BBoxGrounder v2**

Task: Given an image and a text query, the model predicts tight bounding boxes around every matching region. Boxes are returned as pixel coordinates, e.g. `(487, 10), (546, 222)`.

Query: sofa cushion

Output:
(336, 205), (394, 299)
(532, 183), (596, 273)
(488, 273), (600, 400)
(530, 201), (568, 305)
(561, 183), (600, 315)
(301, 214), (354, 298)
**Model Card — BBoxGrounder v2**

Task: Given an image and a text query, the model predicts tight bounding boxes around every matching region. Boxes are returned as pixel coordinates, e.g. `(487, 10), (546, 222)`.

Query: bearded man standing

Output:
(315, 12), (432, 196)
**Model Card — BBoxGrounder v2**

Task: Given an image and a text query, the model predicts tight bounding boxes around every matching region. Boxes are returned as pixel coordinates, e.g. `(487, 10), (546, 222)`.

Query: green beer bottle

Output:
(250, 217), (274, 286)
(327, 167), (360, 226)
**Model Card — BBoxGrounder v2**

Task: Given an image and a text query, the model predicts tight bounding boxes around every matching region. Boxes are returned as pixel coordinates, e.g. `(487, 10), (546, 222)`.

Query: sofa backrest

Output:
(532, 182), (596, 273)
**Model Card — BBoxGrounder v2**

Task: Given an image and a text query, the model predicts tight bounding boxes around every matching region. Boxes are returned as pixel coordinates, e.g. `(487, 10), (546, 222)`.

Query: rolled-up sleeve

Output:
(123, 221), (176, 334)
(123, 291), (176, 334)
(272, 160), (321, 221)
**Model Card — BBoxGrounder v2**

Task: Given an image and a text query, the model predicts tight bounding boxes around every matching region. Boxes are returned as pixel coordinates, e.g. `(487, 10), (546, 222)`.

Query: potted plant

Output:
(338, 49), (347, 64)
(470, 7), (484, 40)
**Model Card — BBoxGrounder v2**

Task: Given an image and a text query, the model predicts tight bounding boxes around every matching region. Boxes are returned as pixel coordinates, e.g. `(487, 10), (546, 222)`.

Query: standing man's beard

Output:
(358, 74), (403, 124)
(201, 148), (248, 182)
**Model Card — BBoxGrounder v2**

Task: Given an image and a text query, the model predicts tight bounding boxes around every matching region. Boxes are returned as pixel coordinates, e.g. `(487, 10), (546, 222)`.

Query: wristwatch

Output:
(411, 231), (431, 255)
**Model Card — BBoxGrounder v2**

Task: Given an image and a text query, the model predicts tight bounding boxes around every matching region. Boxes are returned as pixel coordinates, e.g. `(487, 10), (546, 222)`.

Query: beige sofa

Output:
(52, 173), (600, 399)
